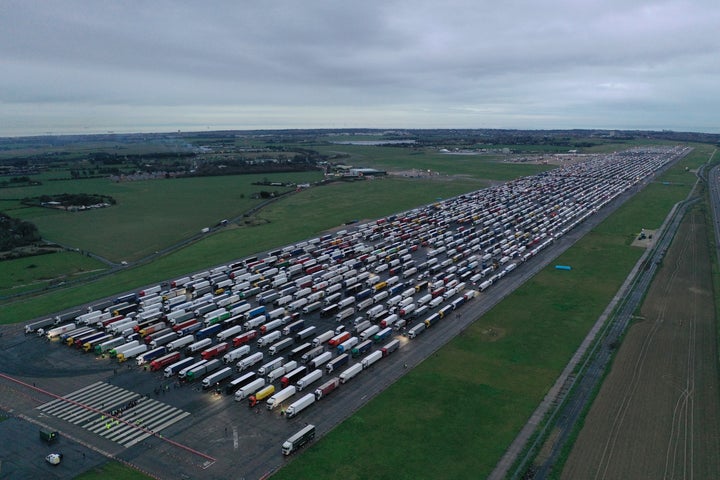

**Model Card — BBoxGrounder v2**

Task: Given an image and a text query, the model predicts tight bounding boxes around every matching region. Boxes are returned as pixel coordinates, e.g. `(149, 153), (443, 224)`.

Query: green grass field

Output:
(73, 461), (151, 480)
(0, 252), (107, 298)
(0, 172), (321, 262)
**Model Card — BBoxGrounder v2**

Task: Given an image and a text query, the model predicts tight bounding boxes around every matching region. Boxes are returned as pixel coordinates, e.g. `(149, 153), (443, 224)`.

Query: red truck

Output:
(150, 351), (181, 371)
(313, 377), (340, 400)
(201, 342), (229, 360)
(232, 330), (257, 347)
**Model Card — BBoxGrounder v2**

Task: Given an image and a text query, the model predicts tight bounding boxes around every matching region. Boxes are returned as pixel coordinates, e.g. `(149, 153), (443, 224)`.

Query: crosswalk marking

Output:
(37, 382), (189, 448)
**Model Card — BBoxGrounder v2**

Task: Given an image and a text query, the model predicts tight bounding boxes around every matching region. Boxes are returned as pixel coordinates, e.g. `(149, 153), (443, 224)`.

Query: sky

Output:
(1, 0), (718, 137)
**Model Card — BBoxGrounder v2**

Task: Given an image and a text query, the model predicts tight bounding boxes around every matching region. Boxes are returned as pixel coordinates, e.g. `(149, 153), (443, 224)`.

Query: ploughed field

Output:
(562, 209), (720, 479)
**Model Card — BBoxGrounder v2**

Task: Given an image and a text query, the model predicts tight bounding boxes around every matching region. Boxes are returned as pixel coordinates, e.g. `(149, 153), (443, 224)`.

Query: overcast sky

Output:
(1, 0), (718, 136)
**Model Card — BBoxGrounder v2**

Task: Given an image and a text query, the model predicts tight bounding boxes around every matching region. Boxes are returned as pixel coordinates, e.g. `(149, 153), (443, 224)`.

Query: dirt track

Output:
(562, 209), (720, 479)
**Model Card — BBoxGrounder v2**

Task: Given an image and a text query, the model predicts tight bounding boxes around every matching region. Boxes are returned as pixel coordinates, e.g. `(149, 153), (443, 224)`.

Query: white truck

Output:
(234, 378), (266, 401)
(296, 369), (323, 391)
(222, 345), (251, 364)
(361, 351), (383, 369)
(237, 351), (264, 371)
(285, 393), (316, 418)
(339, 363), (363, 384)
(266, 385), (297, 410)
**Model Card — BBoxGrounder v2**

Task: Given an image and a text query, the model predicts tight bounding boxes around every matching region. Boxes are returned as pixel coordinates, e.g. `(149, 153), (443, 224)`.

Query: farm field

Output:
(561, 208), (720, 479)
(0, 172), (322, 263)
(272, 147), (709, 479)
(0, 252), (107, 298)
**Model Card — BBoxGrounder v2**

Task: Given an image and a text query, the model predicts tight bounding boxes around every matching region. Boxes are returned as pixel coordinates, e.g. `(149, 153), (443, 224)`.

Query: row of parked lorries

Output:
(26, 147), (686, 422)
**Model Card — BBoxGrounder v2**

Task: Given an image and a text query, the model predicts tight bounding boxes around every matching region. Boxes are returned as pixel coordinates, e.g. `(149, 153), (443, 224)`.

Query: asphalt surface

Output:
(0, 148), (691, 480)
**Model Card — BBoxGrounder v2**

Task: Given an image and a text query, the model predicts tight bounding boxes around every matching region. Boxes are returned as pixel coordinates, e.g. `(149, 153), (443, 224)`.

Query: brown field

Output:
(562, 209), (720, 479)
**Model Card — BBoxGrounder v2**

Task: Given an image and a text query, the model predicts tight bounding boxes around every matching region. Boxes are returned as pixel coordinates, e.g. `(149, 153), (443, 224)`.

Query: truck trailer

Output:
(285, 391), (316, 419)
(281, 424), (315, 455)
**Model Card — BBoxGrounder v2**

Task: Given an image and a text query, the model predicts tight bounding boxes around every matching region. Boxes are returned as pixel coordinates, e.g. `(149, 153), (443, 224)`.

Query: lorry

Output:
(335, 307), (355, 322)
(225, 371), (257, 395)
(281, 366), (307, 388)
(234, 378), (266, 401)
(25, 317), (58, 334)
(314, 377), (340, 400)
(237, 351), (264, 371)
(301, 346), (325, 364)
(201, 342), (230, 360)
(361, 350), (383, 369)
(232, 329), (258, 347)
(328, 331), (351, 347)
(350, 340), (373, 358)
(94, 336), (125, 355)
(109, 340), (140, 358)
(325, 353), (350, 373)
(186, 338), (213, 354)
(285, 393), (316, 418)
(217, 324), (244, 342)
(257, 330), (282, 348)
(83, 333), (113, 352)
(150, 351), (181, 371)
(288, 342), (312, 360)
(185, 359), (221, 382)
(281, 424), (315, 455)
(195, 323), (223, 340)
(381, 339), (401, 356)
(295, 326), (317, 342)
(223, 345), (251, 364)
(248, 384), (275, 407)
(176, 321), (203, 337)
(360, 325), (380, 342)
(339, 363), (363, 384)
(136, 346), (167, 366)
(166, 335), (195, 351)
(408, 322), (426, 339)
(164, 356), (197, 377)
(117, 344), (148, 363)
(269, 338), (295, 356)
(336, 336), (359, 354)
(257, 357), (284, 376)
(308, 351), (333, 369)
(312, 330), (335, 347)
(42, 323), (77, 340)
(202, 366), (234, 390)
(282, 319), (305, 336)
(266, 385), (296, 410)
(296, 369), (323, 391)
(373, 327), (393, 343)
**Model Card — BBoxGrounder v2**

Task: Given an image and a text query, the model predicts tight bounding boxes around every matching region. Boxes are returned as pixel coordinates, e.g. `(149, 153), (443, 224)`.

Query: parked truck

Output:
(269, 338), (295, 356)
(312, 330), (335, 347)
(150, 351), (181, 371)
(381, 339), (400, 356)
(185, 359), (221, 382)
(361, 350), (383, 369)
(117, 344), (148, 363)
(325, 353), (350, 373)
(248, 384), (275, 407)
(164, 356), (196, 378)
(202, 366), (234, 390)
(314, 377), (340, 400)
(201, 342), (230, 361)
(94, 336), (125, 355)
(339, 363), (363, 384)
(223, 345), (250, 364)
(166, 335), (194, 352)
(257, 330), (282, 348)
(237, 351), (264, 371)
(266, 385), (296, 410)
(42, 323), (77, 340)
(336, 336), (359, 354)
(281, 424), (315, 455)
(296, 369), (323, 391)
(350, 340), (373, 358)
(136, 346), (167, 366)
(281, 366), (307, 388)
(257, 357), (284, 376)
(232, 329), (257, 347)
(285, 393), (315, 418)
(234, 378), (266, 401)
(186, 338), (213, 354)
(217, 324), (244, 342)
(225, 371), (257, 395)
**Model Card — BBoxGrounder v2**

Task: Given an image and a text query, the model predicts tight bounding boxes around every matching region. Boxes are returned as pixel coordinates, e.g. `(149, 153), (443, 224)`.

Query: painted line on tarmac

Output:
(0, 372), (217, 463)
